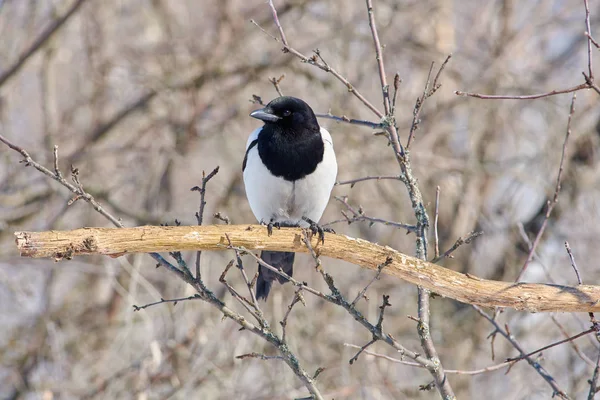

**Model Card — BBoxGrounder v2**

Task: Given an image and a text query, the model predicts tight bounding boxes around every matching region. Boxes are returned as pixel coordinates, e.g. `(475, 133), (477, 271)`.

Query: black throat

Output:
(257, 125), (324, 181)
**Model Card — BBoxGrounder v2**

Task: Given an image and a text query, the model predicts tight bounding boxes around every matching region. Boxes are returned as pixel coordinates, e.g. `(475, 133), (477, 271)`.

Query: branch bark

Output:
(14, 225), (600, 313)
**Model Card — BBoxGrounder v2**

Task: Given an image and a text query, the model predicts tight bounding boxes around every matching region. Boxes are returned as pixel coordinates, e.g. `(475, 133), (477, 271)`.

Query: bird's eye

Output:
(282, 110), (292, 117)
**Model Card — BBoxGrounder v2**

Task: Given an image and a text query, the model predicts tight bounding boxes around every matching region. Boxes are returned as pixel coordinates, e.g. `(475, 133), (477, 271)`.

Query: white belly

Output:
(243, 127), (337, 226)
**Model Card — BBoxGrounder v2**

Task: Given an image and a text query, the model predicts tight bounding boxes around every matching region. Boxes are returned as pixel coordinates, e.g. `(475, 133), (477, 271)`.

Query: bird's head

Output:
(250, 96), (319, 133)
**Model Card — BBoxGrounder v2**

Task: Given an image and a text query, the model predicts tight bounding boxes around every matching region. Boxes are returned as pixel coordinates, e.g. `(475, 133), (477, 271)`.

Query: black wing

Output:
(242, 139), (258, 172)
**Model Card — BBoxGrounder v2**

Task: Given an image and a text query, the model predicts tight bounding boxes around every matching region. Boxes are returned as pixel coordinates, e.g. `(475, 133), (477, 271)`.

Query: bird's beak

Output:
(250, 108), (280, 122)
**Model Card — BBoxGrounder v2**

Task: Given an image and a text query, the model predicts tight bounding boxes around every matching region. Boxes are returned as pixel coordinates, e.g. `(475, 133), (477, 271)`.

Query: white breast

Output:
(243, 127), (337, 226)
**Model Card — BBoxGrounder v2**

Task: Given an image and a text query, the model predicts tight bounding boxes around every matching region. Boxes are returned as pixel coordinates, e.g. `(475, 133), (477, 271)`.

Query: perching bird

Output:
(243, 96), (337, 300)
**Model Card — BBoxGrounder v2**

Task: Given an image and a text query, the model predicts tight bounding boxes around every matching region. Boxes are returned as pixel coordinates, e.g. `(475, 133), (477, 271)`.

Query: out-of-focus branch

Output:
(516, 94), (576, 281)
(14, 225), (600, 313)
(456, 0), (600, 99)
(0, 0), (90, 88)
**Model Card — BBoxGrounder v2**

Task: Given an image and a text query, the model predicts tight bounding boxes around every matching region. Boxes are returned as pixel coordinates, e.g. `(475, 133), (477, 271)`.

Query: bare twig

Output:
(584, 0), (594, 80)
(269, 74), (285, 97)
(334, 196), (417, 232)
(431, 231), (483, 263)
(349, 294), (391, 365)
(219, 260), (264, 324)
(589, 349), (600, 400)
(250, 94), (265, 105)
(336, 175), (407, 187)
(516, 94), (576, 281)
(365, 0), (391, 114)
(343, 343), (516, 375)
(455, 84), (588, 100)
(191, 166), (220, 281)
(236, 352), (285, 361)
(433, 186), (440, 260)
(565, 241), (583, 285)
(351, 256), (392, 307)
(551, 316), (596, 367)
(406, 55), (451, 149)
(506, 328), (595, 362)
(281, 287), (305, 344)
(474, 305), (571, 399)
(586, 32), (600, 49)
(132, 295), (201, 311)
(391, 72), (401, 114)
(349, 338), (377, 365)
(314, 112), (383, 129)
(225, 233), (262, 310)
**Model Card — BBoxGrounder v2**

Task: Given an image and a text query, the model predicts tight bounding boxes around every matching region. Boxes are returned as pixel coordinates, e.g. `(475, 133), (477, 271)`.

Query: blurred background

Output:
(1, 0), (600, 399)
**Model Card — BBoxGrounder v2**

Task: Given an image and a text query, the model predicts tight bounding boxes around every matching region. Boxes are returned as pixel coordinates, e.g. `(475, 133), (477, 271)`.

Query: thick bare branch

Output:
(13, 225), (600, 313)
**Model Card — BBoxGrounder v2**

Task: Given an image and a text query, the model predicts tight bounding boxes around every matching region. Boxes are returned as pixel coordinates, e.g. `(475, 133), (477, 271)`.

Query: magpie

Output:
(243, 96), (337, 300)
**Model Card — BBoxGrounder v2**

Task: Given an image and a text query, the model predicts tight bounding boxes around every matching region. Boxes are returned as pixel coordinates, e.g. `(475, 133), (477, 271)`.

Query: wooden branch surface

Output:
(14, 225), (600, 312)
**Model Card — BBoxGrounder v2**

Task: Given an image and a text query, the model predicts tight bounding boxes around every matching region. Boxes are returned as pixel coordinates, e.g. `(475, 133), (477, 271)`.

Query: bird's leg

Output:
(265, 219), (281, 236)
(302, 217), (335, 244)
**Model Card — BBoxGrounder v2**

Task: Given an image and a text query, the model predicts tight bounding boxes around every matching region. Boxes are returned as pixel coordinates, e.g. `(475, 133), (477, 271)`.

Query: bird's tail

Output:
(256, 251), (295, 300)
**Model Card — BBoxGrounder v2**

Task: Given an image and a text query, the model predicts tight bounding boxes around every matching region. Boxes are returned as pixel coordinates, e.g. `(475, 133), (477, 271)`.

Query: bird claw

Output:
(302, 217), (331, 244)
(266, 220), (281, 236)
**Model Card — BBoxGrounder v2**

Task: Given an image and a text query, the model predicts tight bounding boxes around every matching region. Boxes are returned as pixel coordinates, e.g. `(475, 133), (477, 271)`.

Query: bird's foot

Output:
(302, 217), (334, 244)
(265, 220), (281, 236)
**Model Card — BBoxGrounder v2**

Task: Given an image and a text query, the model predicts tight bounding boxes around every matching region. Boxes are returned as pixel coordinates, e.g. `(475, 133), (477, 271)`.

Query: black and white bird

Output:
(243, 96), (337, 300)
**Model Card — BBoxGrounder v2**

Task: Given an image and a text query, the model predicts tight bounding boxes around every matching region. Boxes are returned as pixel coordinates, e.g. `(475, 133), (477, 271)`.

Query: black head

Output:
(250, 96), (319, 133)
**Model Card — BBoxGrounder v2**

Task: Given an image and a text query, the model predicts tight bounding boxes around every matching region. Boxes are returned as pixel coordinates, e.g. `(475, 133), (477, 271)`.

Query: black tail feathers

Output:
(255, 251), (295, 300)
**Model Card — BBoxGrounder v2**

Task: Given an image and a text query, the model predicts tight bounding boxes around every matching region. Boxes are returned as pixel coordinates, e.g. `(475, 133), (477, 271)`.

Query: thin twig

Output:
(406, 62), (434, 149)
(350, 294), (391, 365)
(315, 112), (383, 129)
(351, 256), (392, 307)
(586, 32), (600, 49)
(349, 338), (377, 365)
(406, 55), (451, 149)
(334, 196), (417, 232)
(365, 0), (391, 114)
(219, 260), (264, 324)
(191, 166), (220, 281)
(434, 186), (440, 260)
(391, 72), (401, 114)
(225, 233), (262, 311)
(455, 83), (588, 100)
(236, 352), (285, 361)
(343, 343), (516, 375)
(281, 287), (305, 344)
(551, 316), (596, 367)
(589, 349), (600, 400)
(584, 0), (594, 80)
(473, 305), (571, 399)
(516, 94), (576, 281)
(431, 231), (483, 263)
(336, 175), (407, 187)
(506, 328), (595, 362)
(269, 74), (285, 97)
(565, 241), (583, 285)
(132, 295), (201, 311)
